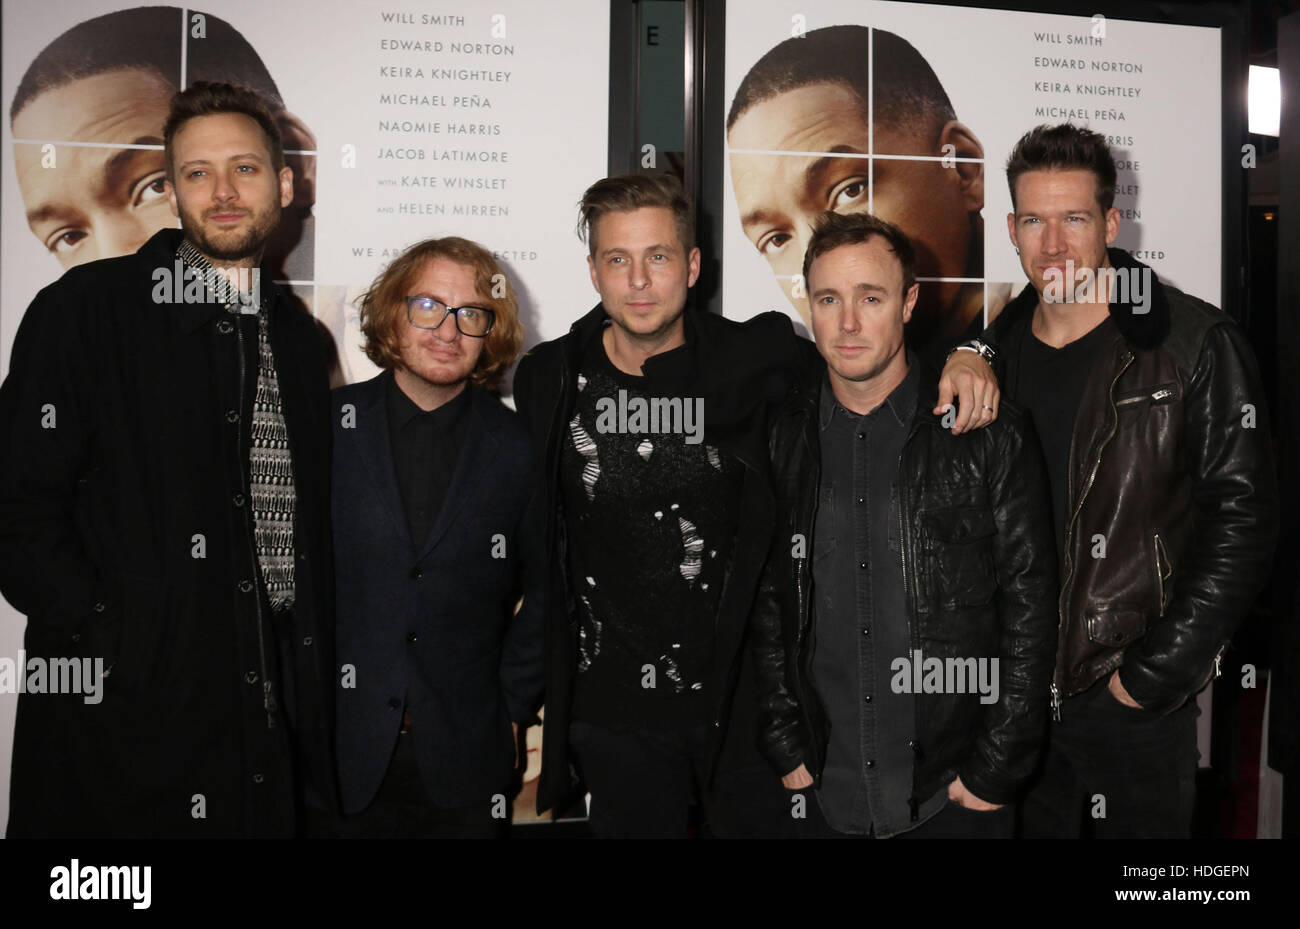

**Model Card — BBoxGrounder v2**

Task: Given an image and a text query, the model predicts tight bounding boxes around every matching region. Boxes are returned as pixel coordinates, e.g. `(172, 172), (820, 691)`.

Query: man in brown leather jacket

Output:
(984, 124), (1279, 838)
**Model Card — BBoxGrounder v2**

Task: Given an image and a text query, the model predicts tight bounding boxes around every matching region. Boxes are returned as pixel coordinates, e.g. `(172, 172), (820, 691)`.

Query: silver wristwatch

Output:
(947, 338), (997, 365)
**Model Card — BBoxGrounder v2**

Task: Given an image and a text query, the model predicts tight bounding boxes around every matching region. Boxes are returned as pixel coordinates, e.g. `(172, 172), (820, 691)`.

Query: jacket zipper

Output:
(1154, 532), (1169, 617)
(235, 309), (276, 729)
(897, 421), (923, 821)
(1115, 386), (1175, 407)
(794, 414), (817, 786)
(1193, 643), (1228, 695)
(1053, 351), (1133, 722)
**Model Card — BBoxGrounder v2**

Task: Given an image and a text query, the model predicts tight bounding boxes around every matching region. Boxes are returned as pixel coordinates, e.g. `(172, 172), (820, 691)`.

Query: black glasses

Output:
(405, 296), (495, 337)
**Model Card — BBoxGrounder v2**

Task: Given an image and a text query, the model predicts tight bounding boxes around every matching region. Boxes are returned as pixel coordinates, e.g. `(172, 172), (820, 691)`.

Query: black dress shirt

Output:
(811, 355), (946, 837)
(386, 375), (471, 546)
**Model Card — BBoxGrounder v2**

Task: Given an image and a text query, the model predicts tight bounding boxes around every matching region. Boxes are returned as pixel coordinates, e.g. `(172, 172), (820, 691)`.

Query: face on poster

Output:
(721, 0), (1221, 347)
(2, 3), (320, 357)
(2, 0), (608, 384)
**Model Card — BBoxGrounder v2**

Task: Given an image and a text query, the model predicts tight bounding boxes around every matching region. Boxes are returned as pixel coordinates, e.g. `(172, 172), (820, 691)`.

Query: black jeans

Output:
(792, 790), (1015, 839)
(569, 719), (711, 838)
(1018, 676), (1199, 838)
(568, 719), (801, 838)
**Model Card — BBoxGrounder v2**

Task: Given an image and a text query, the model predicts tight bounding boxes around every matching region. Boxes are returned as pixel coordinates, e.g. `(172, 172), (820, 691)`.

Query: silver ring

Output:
(983, 405), (994, 411)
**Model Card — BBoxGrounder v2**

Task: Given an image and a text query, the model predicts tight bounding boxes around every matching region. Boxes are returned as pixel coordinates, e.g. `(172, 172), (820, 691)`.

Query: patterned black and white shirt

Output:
(178, 239), (296, 611)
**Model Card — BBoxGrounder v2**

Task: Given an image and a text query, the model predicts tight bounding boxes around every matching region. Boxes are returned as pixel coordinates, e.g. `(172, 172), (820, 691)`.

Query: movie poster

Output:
(720, 1), (1222, 347)
(0, 0), (609, 832)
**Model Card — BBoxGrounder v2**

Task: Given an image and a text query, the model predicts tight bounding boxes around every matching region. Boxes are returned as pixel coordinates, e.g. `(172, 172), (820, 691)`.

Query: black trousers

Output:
(1018, 676), (1199, 839)
(568, 719), (796, 838)
(313, 729), (507, 839)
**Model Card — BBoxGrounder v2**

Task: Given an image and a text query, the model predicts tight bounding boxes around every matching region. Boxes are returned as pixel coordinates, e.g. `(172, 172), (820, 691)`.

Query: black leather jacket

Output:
(983, 249), (1280, 715)
(752, 361), (1060, 807)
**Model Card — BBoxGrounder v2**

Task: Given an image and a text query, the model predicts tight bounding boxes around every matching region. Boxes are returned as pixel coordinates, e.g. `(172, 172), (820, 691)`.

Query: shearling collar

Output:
(997, 247), (1170, 351)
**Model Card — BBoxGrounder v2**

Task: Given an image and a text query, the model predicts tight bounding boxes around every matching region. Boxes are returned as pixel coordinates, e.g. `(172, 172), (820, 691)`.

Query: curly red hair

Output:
(358, 237), (523, 392)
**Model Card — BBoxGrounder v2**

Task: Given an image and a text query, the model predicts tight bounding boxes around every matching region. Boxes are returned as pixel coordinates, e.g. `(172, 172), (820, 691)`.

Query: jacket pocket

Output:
(924, 505), (998, 608)
(1085, 607), (1148, 648)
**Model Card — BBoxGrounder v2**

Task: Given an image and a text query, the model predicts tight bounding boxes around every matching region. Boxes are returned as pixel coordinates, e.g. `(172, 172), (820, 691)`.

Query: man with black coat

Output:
(513, 173), (1001, 837)
(754, 211), (1059, 838)
(987, 124), (1279, 837)
(0, 82), (336, 836)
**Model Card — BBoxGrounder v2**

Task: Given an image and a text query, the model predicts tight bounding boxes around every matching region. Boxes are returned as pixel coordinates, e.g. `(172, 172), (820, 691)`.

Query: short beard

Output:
(179, 202), (280, 264)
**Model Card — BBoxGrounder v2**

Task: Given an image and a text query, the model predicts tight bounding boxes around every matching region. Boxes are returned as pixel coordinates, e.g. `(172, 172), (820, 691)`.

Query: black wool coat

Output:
(0, 228), (338, 836)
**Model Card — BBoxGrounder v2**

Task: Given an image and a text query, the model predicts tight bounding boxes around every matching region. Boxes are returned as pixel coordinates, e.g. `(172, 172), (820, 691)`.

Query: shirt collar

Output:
(386, 373), (472, 432)
(819, 351), (920, 431)
(177, 238), (262, 314)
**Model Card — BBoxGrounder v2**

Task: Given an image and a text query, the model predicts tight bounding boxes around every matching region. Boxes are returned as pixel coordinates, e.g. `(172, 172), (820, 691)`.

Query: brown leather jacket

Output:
(984, 249), (1278, 716)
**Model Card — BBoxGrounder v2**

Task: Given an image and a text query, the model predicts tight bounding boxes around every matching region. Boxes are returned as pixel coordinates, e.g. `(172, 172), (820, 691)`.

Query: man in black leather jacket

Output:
(753, 211), (1059, 838)
(988, 124), (1279, 837)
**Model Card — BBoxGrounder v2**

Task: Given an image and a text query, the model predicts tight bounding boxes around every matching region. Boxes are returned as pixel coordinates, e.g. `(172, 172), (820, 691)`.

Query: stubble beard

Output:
(611, 299), (686, 349)
(179, 200), (281, 264)
(400, 339), (476, 392)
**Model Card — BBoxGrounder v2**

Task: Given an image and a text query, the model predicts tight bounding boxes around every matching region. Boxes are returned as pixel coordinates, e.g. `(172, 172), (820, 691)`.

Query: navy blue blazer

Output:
(332, 372), (545, 813)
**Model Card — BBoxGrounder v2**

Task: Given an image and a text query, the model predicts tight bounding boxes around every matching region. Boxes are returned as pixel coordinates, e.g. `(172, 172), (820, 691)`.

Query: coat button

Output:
(252, 773), (264, 784)
(217, 319), (234, 335)
(238, 580), (253, 593)
(388, 697), (401, 709)
(302, 636), (313, 646)
(71, 633), (81, 643)
(864, 694), (872, 703)
(908, 740), (919, 752)
(233, 493), (245, 507)
(245, 670), (258, 684)
(865, 759), (876, 769)
(226, 409), (239, 423)
(410, 566), (422, 579)
(93, 602), (107, 613)
(297, 553), (308, 563)
(407, 632), (418, 644)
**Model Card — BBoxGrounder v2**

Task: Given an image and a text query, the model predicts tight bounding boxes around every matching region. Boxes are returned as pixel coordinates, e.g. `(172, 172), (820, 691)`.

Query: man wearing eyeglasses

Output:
(328, 236), (545, 838)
